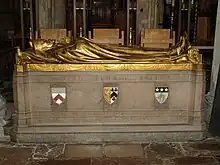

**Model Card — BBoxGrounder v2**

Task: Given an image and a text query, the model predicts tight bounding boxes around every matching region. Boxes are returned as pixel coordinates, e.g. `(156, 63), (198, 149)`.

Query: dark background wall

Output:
(0, 0), (20, 102)
(0, 0), (20, 48)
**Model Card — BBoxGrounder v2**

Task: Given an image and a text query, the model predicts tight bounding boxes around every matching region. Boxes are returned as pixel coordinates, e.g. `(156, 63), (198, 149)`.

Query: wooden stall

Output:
(140, 29), (175, 49)
(37, 29), (70, 40)
(88, 28), (124, 45)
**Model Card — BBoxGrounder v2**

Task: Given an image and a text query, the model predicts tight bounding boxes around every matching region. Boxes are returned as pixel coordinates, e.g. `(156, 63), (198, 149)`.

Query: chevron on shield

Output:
(51, 87), (66, 105)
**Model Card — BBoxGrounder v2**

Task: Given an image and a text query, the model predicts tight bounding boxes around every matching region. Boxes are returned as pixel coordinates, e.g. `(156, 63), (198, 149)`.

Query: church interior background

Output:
(0, 0), (217, 102)
(0, 1), (219, 164)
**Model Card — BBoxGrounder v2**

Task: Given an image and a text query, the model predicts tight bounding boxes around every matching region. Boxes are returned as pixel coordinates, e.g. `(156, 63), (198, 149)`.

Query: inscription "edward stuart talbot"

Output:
(30, 74), (192, 83)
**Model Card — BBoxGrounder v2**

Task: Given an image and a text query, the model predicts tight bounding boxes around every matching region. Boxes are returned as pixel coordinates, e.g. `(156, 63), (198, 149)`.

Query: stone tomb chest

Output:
(13, 37), (205, 143)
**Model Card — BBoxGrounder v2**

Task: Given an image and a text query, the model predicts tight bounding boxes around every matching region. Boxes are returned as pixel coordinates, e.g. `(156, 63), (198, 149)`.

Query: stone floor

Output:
(1, 138), (220, 165)
(0, 102), (219, 165)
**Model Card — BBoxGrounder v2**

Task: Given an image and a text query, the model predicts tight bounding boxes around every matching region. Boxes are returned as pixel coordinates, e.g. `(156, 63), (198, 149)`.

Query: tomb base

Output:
(13, 64), (205, 143)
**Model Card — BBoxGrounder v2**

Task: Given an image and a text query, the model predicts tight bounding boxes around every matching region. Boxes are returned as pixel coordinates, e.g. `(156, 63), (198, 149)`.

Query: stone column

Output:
(205, 0), (220, 125)
(53, 0), (66, 28)
(136, 0), (163, 45)
(37, 0), (66, 29)
(137, 0), (163, 29)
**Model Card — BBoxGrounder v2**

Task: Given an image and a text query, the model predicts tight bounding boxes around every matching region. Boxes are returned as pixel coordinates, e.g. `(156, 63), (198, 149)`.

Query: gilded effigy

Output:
(16, 35), (202, 71)
(13, 35), (205, 143)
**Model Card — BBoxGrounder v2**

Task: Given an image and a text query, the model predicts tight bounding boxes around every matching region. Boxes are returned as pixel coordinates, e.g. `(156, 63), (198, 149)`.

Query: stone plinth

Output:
(0, 109), (10, 142)
(0, 99), (10, 142)
(0, 128), (10, 142)
(13, 64), (205, 143)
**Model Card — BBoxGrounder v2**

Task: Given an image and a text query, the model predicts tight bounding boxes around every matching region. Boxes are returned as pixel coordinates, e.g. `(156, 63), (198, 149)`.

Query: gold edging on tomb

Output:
(16, 65), (24, 72)
(16, 63), (203, 72)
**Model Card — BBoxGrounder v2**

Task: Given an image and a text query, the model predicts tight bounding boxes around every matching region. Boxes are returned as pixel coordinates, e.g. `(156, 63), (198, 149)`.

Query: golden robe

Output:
(16, 35), (202, 65)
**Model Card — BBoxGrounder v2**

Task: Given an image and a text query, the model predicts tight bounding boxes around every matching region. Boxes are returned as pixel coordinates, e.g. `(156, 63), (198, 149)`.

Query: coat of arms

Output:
(155, 87), (169, 104)
(51, 87), (66, 105)
(104, 87), (118, 104)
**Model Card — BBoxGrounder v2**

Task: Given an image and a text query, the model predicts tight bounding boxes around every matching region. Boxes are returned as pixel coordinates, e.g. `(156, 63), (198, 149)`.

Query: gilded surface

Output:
(103, 87), (112, 105)
(16, 35), (203, 72)
(16, 63), (202, 72)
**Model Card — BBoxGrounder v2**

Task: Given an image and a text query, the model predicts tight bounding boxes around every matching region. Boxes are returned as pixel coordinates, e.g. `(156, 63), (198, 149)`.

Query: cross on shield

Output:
(104, 87), (118, 105)
(155, 87), (169, 104)
(51, 87), (66, 105)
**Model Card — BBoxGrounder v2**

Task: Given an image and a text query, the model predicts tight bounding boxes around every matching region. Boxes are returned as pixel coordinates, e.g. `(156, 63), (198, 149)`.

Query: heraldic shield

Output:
(104, 87), (118, 105)
(51, 87), (66, 105)
(155, 87), (169, 104)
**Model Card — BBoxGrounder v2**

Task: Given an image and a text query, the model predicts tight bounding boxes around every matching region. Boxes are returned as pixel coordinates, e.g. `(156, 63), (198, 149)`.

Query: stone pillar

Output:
(137, 0), (164, 42)
(37, 0), (66, 29)
(205, 0), (220, 125)
(137, 0), (163, 29)
(53, 0), (66, 28)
